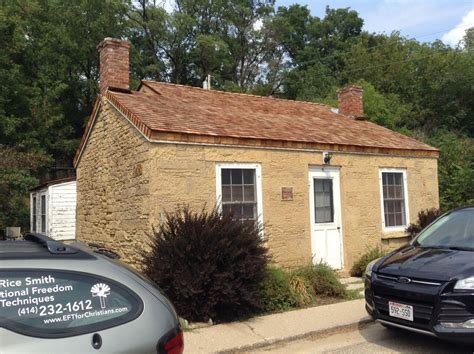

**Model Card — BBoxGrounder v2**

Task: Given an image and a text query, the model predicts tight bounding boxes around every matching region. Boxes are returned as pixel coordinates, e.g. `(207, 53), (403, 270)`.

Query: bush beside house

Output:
(142, 205), (268, 323)
(350, 247), (386, 277)
(406, 208), (442, 238)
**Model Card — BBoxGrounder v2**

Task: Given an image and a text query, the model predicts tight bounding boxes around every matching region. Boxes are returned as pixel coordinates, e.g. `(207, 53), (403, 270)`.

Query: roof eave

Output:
(73, 96), (102, 168)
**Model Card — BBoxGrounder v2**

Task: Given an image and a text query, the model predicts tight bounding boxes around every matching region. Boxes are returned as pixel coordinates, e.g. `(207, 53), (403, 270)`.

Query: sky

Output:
(274, 0), (474, 46)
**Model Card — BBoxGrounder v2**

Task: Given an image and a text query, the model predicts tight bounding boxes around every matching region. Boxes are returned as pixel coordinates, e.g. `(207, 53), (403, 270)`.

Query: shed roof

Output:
(30, 177), (76, 192)
(74, 80), (438, 166)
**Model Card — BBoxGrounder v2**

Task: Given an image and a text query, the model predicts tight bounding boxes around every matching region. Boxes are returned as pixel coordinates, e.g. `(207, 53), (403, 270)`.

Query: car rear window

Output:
(0, 269), (143, 338)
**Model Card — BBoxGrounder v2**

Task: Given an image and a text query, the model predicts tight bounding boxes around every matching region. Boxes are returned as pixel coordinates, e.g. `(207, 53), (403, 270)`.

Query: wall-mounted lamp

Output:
(323, 151), (332, 165)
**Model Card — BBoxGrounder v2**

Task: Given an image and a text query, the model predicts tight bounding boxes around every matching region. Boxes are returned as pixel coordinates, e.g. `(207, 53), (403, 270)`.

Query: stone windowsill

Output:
(381, 231), (410, 240)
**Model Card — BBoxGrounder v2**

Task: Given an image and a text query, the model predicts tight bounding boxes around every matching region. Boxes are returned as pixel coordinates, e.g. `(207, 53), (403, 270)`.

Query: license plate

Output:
(388, 301), (413, 321)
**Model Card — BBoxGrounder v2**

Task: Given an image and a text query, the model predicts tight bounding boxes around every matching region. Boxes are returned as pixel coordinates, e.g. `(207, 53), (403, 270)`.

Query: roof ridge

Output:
(140, 80), (333, 109)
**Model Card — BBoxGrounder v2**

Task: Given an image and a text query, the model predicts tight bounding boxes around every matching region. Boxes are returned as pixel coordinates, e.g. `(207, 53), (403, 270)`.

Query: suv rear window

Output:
(0, 270), (143, 338)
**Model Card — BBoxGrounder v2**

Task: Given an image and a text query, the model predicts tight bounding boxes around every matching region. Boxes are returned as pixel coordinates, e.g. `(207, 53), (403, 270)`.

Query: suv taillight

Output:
(158, 328), (184, 354)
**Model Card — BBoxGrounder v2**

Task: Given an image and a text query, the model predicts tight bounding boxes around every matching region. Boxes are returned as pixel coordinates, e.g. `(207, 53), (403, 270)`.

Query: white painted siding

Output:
(49, 181), (76, 240)
(30, 181), (76, 240)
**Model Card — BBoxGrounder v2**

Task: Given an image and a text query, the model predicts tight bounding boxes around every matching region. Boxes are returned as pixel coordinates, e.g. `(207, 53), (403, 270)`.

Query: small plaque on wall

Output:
(281, 187), (293, 201)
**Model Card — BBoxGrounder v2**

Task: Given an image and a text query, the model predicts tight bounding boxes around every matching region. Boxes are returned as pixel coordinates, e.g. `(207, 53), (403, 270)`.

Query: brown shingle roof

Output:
(74, 80), (438, 166)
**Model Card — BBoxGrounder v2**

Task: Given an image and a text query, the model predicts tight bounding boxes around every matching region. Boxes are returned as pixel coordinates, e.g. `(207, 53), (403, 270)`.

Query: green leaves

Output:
(142, 205), (269, 322)
(428, 131), (474, 210)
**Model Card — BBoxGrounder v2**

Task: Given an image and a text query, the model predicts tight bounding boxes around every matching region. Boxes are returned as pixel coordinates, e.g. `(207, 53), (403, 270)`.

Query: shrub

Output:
(261, 266), (299, 313)
(406, 208), (442, 238)
(142, 205), (269, 323)
(289, 273), (315, 306)
(294, 263), (347, 298)
(350, 247), (386, 277)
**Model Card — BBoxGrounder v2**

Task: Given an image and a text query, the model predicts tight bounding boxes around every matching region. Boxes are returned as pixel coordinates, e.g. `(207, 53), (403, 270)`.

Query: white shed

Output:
(30, 177), (76, 240)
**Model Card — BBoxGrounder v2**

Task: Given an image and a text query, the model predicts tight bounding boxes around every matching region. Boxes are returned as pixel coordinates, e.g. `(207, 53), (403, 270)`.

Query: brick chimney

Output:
(337, 85), (364, 120)
(97, 38), (131, 94)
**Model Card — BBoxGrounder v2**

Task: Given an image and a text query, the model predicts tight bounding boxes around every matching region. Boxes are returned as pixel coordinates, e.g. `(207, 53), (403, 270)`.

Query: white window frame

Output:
(215, 163), (264, 228)
(379, 168), (410, 232)
(40, 193), (48, 234)
(31, 193), (37, 232)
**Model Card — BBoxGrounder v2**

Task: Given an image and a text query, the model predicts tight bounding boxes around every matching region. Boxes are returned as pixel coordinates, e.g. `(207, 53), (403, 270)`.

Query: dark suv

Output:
(0, 233), (183, 353)
(365, 206), (474, 345)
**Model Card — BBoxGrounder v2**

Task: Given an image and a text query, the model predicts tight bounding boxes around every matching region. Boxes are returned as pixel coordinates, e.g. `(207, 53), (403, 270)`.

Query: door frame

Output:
(308, 166), (344, 269)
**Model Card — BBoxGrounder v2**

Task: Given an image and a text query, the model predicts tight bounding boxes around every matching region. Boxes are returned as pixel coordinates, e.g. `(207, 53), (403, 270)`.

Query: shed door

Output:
(309, 167), (343, 269)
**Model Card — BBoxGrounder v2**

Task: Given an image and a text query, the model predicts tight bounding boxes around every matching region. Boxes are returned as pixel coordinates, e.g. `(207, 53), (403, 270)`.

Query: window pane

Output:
(243, 169), (255, 185)
(242, 204), (256, 220)
(233, 205), (243, 220)
(394, 173), (402, 186)
(387, 185), (394, 199)
(395, 213), (402, 226)
(231, 169), (242, 184)
(41, 196), (46, 214)
(389, 173), (394, 185)
(222, 186), (231, 202)
(222, 169), (231, 185)
(222, 204), (232, 216)
(231, 185), (243, 202)
(243, 186), (255, 202)
(314, 180), (323, 192)
(323, 180), (331, 192)
(387, 213), (395, 227)
(314, 179), (334, 223)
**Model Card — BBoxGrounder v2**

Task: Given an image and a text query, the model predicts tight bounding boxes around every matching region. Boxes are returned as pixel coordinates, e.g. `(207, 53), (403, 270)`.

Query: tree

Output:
(0, 0), (128, 230)
(428, 131), (474, 210)
(272, 5), (364, 100)
(129, 0), (276, 91)
(0, 146), (49, 234)
(463, 27), (474, 52)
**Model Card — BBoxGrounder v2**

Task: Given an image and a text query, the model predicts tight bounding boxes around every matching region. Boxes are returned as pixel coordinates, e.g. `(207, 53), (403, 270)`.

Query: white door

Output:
(309, 167), (343, 269)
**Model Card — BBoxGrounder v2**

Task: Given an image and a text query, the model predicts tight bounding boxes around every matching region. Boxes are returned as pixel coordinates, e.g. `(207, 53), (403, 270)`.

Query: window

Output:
(380, 169), (409, 229)
(40, 195), (46, 233)
(314, 179), (334, 223)
(0, 270), (143, 338)
(216, 163), (263, 225)
(32, 196), (37, 232)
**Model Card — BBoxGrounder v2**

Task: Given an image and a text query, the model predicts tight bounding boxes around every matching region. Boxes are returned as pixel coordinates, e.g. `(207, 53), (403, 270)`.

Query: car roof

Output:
(0, 233), (96, 260)
(449, 205), (474, 214)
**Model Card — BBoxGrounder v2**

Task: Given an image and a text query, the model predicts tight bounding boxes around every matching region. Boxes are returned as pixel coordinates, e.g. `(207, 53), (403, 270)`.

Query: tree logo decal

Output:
(91, 283), (111, 309)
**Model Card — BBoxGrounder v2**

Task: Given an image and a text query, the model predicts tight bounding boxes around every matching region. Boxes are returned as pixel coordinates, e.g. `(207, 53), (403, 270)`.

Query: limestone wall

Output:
(147, 143), (439, 268)
(76, 97), (152, 267)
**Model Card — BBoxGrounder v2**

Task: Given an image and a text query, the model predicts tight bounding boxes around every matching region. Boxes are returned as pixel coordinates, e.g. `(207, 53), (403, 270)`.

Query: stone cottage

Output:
(74, 38), (439, 270)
